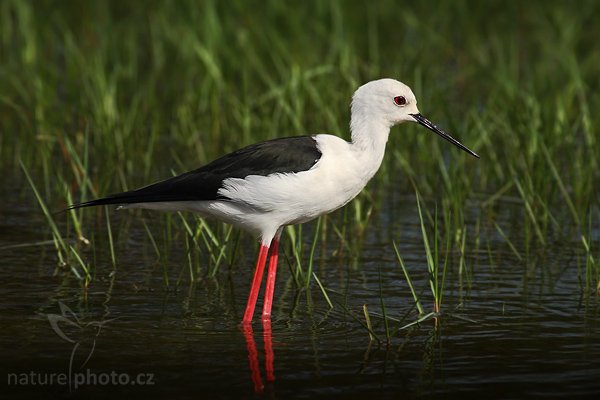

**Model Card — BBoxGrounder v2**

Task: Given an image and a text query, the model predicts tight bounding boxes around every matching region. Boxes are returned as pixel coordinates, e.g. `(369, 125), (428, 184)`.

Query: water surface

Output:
(2, 181), (599, 399)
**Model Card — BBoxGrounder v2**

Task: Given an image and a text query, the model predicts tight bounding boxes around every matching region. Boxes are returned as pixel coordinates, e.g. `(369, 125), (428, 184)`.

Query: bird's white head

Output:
(352, 78), (420, 127)
(351, 78), (479, 158)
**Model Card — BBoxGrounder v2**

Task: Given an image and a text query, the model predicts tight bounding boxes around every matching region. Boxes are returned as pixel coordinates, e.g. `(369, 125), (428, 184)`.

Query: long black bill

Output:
(410, 113), (479, 158)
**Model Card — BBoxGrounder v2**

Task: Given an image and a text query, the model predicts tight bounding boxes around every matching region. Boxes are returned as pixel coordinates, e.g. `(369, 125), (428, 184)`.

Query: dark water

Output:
(2, 184), (599, 399)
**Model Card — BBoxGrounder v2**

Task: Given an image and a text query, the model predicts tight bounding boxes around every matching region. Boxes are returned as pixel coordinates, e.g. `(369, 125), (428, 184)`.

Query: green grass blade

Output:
(393, 240), (424, 315)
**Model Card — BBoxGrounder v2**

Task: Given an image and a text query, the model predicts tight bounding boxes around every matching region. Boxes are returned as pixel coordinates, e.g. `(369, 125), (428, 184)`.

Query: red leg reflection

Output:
(242, 324), (264, 394)
(262, 318), (275, 382)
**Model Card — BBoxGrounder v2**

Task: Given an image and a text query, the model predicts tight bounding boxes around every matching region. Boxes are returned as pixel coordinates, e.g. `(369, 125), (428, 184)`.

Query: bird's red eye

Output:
(393, 96), (407, 106)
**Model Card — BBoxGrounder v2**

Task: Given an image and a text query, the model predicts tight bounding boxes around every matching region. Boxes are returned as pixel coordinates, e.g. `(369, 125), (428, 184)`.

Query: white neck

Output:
(349, 96), (392, 150)
(351, 100), (392, 152)
(348, 111), (391, 181)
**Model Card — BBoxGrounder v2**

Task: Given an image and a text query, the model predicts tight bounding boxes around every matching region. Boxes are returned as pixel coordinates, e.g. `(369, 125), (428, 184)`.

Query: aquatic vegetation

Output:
(2, 1), (599, 313)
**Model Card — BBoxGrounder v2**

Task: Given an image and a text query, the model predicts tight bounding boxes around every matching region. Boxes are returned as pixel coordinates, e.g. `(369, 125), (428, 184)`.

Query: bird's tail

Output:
(67, 190), (150, 211)
(66, 169), (214, 211)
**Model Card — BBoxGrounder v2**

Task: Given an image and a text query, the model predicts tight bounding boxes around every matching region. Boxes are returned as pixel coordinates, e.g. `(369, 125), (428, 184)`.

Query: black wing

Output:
(69, 136), (321, 209)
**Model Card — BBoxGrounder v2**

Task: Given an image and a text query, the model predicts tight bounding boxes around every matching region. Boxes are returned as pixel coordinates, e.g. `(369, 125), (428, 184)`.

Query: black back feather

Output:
(69, 136), (321, 209)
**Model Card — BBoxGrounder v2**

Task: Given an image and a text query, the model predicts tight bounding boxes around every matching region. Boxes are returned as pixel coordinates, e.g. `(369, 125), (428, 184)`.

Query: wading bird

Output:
(69, 79), (479, 324)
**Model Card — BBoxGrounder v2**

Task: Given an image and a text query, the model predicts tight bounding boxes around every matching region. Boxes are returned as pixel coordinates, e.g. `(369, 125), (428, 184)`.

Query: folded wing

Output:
(68, 136), (322, 209)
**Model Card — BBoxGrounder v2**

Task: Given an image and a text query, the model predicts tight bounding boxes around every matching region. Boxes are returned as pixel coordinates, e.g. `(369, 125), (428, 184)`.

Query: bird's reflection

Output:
(263, 319), (275, 382)
(242, 319), (275, 394)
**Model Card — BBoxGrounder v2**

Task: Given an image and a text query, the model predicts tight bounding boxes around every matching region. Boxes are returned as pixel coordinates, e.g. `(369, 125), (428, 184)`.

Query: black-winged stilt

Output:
(69, 78), (479, 324)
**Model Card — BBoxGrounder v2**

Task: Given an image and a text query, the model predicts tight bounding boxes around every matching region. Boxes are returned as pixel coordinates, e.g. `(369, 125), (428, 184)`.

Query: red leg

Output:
(262, 237), (280, 320)
(243, 244), (270, 324)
